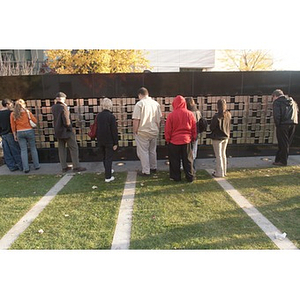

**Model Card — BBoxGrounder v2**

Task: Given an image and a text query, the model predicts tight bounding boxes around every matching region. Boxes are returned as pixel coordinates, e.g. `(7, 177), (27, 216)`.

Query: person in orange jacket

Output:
(10, 99), (40, 173)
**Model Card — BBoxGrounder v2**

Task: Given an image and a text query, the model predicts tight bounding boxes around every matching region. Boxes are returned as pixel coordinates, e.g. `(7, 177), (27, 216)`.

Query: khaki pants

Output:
(212, 139), (228, 177)
(135, 134), (157, 174)
(58, 132), (80, 169)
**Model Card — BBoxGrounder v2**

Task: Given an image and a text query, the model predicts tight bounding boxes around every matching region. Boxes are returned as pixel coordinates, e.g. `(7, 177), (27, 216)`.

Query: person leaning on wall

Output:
(272, 89), (299, 166)
(51, 92), (86, 173)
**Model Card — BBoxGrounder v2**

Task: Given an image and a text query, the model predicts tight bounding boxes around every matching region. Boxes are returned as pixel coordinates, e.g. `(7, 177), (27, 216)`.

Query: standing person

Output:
(210, 99), (231, 178)
(95, 98), (119, 183)
(132, 87), (162, 176)
(10, 99), (40, 173)
(51, 92), (86, 173)
(165, 95), (197, 182)
(272, 89), (298, 166)
(185, 97), (201, 170)
(0, 99), (23, 171)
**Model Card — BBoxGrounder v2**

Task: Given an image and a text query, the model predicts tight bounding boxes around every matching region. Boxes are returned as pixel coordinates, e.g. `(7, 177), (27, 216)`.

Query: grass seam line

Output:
(111, 171), (137, 250)
(206, 169), (298, 250)
(0, 174), (74, 250)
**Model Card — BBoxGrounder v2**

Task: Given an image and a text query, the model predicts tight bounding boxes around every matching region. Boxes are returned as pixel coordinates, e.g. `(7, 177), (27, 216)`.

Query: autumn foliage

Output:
(44, 49), (150, 74)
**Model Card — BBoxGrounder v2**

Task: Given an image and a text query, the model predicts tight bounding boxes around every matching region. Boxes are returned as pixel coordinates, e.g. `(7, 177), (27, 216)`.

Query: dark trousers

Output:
(168, 142), (195, 182)
(275, 124), (296, 165)
(99, 144), (114, 179)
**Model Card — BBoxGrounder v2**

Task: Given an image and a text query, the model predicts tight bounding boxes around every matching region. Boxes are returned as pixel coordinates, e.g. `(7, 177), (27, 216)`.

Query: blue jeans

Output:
(17, 129), (40, 172)
(1, 133), (23, 171)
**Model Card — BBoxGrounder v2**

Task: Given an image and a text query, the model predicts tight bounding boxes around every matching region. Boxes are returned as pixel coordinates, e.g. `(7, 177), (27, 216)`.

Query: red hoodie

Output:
(165, 95), (197, 145)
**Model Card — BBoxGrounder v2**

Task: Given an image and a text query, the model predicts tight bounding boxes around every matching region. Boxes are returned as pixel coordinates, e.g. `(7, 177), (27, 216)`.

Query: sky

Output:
(272, 49), (300, 71)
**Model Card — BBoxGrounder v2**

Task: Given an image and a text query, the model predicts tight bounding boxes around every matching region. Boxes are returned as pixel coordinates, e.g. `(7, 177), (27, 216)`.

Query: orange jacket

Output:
(10, 110), (37, 133)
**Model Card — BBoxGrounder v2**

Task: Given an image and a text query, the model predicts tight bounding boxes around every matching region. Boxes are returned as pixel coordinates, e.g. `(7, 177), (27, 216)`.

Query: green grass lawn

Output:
(11, 173), (127, 250)
(0, 175), (61, 239)
(226, 166), (300, 248)
(130, 171), (276, 249)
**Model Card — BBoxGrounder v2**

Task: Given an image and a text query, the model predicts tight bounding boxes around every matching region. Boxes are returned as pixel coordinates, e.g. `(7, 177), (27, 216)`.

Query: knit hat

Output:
(56, 92), (67, 98)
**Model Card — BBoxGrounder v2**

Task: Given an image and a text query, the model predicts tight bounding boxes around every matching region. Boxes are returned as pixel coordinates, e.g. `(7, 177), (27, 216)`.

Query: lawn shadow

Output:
(130, 213), (276, 250)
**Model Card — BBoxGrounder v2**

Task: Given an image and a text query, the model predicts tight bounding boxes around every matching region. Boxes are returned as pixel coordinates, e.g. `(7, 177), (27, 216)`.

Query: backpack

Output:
(198, 117), (208, 133)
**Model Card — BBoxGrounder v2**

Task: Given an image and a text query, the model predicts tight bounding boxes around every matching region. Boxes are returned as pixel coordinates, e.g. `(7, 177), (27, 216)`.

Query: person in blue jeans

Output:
(10, 99), (40, 173)
(0, 99), (23, 171)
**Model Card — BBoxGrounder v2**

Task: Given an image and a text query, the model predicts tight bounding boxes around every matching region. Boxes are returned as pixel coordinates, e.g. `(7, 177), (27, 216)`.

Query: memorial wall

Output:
(1, 71), (299, 161)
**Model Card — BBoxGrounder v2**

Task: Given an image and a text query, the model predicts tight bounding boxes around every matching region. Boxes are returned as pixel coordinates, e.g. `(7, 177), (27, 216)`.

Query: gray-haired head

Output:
(102, 98), (113, 111)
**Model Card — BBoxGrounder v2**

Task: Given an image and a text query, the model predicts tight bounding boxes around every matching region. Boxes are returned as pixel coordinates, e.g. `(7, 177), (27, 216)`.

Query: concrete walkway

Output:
(1, 155), (300, 176)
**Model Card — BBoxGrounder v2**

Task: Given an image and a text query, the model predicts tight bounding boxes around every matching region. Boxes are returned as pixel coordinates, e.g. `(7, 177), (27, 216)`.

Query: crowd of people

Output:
(0, 88), (298, 182)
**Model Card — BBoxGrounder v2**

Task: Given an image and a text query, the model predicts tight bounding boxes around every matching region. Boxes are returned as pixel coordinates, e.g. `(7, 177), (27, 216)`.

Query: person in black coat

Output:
(272, 89), (298, 166)
(96, 98), (119, 182)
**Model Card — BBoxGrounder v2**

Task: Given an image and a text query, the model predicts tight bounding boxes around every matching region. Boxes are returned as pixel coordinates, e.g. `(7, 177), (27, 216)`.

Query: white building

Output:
(144, 50), (216, 72)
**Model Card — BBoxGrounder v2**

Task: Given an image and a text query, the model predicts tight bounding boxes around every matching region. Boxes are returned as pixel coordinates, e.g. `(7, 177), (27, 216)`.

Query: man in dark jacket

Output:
(272, 89), (298, 166)
(51, 92), (86, 172)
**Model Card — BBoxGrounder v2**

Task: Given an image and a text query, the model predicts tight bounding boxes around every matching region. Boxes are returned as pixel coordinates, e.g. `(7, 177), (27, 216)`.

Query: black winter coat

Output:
(96, 109), (118, 146)
(273, 96), (298, 127)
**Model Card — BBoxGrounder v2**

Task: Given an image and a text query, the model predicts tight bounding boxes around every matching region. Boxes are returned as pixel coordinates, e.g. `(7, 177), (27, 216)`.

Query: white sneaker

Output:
(105, 176), (115, 183)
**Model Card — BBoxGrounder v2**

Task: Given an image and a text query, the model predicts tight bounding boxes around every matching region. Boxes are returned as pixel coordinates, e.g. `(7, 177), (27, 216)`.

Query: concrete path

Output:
(1, 155), (300, 176)
(111, 171), (137, 250)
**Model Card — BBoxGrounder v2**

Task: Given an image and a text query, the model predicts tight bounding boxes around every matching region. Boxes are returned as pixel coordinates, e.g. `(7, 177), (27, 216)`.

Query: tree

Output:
(218, 50), (273, 71)
(44, 49), (150, 74)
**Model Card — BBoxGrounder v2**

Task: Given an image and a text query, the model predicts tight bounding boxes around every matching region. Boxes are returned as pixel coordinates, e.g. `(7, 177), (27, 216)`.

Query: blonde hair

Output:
(13, 99), (26, 120)
(102, 98), (113, 111)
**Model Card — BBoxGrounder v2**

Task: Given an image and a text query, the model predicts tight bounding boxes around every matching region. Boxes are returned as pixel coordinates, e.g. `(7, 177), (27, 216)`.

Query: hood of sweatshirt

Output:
(172, 95), (187, 110)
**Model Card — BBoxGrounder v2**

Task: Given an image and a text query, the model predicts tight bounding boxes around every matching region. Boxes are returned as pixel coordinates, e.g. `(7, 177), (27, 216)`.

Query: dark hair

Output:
(185, 97), (198, 111)
(138, 87), (149, 96)
(272, 89), (284, 97)
(217, 99), (227, 118)
(2, 98), (12, 107)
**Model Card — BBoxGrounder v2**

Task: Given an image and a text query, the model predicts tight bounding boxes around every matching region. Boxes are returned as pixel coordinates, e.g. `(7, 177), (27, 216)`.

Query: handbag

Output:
(88, 115), (97, 139)
(26, 110), (37, 128)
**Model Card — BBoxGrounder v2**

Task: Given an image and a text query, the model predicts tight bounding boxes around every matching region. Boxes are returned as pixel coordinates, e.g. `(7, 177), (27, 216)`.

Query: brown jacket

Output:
(51, 101), (73, 139)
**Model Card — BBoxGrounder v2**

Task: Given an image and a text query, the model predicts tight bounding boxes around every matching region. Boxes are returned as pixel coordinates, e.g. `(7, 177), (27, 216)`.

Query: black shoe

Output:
(150, 169), (157, 173)
(272, 162), (286, 166)
(10, 167), (19, 172)
(24, 169), (30, 173)
(170, 177), (181, 182)
(212, 172), (223, 178)
(137, 171), (150, 177)
(73, 167), (87, 172)
(35, 166), (41, 170)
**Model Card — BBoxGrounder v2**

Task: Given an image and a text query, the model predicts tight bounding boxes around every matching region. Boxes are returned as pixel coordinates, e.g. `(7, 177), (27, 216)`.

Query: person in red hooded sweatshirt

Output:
(165, 95), (197, 182)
